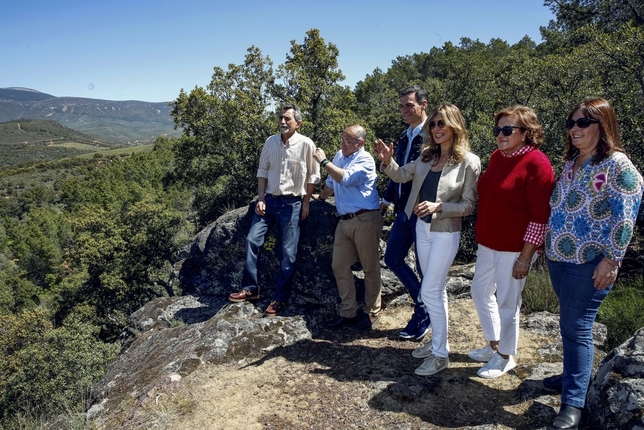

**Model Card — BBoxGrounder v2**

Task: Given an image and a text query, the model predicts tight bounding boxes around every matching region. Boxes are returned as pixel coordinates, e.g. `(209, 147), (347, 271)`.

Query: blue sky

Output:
(1, 0), (556, 102)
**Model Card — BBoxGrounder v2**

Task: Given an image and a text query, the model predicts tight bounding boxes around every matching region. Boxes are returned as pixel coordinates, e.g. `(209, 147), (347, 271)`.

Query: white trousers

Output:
(416, 221), (460, 358)
(470, 244), (533, 356)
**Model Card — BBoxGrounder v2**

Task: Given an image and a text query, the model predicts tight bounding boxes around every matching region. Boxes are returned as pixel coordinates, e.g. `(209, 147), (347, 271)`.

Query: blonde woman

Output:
(374, 104), (480, 375)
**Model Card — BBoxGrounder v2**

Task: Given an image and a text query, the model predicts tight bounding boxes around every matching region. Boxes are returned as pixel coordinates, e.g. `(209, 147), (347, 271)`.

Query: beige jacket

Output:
(384, 151), (481, 232)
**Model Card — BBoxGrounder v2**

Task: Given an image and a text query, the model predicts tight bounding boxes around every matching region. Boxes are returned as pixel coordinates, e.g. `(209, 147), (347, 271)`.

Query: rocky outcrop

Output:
(87, 199), (641, 429)
(585, 327), (644, 429)
(174, 198), (406, 307)
(91, 298), (313, 421)
(90, 198), (413, 421)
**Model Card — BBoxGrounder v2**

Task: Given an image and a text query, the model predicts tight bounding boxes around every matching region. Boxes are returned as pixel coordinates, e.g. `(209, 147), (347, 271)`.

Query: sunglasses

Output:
(429, 120), (446, 130)
(493, 125), (521, 137)
(566, 118), (599, 129)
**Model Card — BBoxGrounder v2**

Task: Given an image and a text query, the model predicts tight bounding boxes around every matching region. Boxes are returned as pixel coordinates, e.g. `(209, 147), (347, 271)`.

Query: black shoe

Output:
(552, 404), (581, 429)
(399, 314), (419, 338)
(543, 373), (563, 392)
(324, 315), (359, 330)
(413, 314), (431, 340)
(351, 312), (373, 332)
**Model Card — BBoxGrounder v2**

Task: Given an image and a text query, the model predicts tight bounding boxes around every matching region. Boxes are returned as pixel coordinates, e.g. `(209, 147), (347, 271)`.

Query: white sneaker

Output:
(467, 344), (496, 362)
(477, 353), (516, 379)
(415, 354), (449, 376)
(411, 342), (433, 358)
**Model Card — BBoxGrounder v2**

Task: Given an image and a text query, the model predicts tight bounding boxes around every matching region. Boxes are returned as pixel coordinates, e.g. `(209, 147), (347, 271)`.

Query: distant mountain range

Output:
(0, 87), (182, 144)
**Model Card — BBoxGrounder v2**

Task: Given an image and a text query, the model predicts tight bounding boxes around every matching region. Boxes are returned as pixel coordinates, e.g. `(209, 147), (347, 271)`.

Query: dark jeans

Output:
(384, 212), (427, 320)
(547, 256), (612, 408)
(241, 194), (301, 303)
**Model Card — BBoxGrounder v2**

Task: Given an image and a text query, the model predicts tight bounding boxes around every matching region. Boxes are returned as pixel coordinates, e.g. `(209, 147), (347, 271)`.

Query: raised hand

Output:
(373, 139), (394, 165)
(313, 147), (326, 163)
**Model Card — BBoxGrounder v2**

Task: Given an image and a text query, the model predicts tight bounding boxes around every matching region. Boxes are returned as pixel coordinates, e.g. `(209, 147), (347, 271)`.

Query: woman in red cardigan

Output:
(468, 105), (554, 378)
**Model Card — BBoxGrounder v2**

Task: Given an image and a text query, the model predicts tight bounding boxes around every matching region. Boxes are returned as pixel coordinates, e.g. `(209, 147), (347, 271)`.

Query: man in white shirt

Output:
(229, 104), (320, 316)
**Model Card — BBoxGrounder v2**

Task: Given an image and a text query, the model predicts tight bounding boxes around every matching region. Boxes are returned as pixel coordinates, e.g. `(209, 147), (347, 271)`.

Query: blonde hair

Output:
(421, 103), (470, 164)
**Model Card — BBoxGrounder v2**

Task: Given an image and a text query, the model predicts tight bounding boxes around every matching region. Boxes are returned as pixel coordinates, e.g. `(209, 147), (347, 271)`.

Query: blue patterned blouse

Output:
(545, 152), (643, 264)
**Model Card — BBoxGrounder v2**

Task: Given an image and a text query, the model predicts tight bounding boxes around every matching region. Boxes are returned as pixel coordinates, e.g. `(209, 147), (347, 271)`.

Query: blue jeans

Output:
(384, 212), (427, 320)
(241, 195), (301, 303)
(547, 256), (612, 408)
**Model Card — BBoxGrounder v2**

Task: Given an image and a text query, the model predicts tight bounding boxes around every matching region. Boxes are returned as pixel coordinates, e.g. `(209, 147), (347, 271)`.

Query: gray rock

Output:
(521, 312), (561, 337)
(385, 375), (439, 402)
(445, 275), (472, 296)
(176, 198), (346, 307)
(518, 362), (564, 400)
(586, 327), (644, 429)
(521, 311), (607, 347)
(174, 198), (422, 313)
(91, 300), (312, 420)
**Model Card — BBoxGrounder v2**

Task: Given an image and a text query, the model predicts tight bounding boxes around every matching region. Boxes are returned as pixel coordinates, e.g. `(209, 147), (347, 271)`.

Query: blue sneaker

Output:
(414, 315), (431, 340)
(399, 314), (419, 339)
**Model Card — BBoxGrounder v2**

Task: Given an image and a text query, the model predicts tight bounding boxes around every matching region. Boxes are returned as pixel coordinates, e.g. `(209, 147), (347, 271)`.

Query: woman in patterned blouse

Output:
(544, 98), (643, 429)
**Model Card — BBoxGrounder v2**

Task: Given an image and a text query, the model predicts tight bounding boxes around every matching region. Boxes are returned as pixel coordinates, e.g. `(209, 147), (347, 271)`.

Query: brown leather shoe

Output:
(265, 301), (285, 316)
(229, 289), (259, 302)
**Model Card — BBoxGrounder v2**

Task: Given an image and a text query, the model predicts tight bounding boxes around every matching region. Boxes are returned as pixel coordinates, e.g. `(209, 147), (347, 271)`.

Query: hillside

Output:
(0, 119), (114, 168)
(0, 87), (181, 144)
(0, 118), (110, 146)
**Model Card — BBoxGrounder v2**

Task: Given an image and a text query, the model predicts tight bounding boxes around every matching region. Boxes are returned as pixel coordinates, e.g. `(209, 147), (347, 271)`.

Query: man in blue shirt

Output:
(314, 125), (383, 332)
(377, 85), (431, 339)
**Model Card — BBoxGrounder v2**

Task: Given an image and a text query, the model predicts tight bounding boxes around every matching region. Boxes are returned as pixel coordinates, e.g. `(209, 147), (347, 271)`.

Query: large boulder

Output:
(90, 298), (312, 422)
(174, 198), (407, 307)
(89, 199), (418, 422)
(585, 327), (644, 429)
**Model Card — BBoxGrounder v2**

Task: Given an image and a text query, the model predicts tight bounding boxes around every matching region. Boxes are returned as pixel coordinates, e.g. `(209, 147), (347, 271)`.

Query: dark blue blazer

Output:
(382, 129), (426, 213)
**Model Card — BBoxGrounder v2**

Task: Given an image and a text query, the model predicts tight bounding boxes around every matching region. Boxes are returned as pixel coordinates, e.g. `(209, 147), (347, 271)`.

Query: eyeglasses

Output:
(565, 118), (599, 129)
(429, 120), (446, 130)
(341, 136), (361, 144)
(493, 126), (521, 137)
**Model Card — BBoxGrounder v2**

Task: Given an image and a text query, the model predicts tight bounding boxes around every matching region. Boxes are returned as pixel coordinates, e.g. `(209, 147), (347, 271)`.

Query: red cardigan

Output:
(476, 148), (554, 252)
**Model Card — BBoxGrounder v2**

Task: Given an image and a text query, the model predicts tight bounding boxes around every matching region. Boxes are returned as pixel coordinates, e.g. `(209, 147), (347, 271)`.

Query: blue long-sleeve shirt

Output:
(325, 148), (380, 216)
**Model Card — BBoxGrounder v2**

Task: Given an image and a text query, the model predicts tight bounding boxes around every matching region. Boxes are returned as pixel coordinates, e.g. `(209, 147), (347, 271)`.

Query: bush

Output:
(598, 276), (644, 351)
(521, 265), (559, 314)
(0, 309), (119, 420)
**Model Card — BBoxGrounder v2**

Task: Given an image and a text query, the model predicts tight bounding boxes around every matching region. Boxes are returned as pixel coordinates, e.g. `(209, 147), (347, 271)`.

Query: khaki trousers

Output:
(331, 210), (383, 318)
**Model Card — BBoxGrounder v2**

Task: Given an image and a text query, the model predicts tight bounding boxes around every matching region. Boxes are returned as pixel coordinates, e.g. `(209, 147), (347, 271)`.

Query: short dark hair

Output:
(281, 104), (302, 122)
(399, 85), (428, 105)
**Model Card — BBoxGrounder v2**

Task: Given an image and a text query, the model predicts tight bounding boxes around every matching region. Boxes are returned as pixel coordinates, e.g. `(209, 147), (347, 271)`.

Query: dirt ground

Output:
(120, 298), (559, 430)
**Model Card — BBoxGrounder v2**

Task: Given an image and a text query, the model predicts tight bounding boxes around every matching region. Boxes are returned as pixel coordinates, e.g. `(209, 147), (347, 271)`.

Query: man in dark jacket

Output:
(379, 86), (431, 339)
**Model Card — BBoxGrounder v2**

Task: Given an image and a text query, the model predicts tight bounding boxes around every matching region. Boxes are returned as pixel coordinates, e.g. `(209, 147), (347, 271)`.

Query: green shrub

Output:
(521, 266), (559, 314)
(598, 276), (644, 351)
(0, 309), (119, 420)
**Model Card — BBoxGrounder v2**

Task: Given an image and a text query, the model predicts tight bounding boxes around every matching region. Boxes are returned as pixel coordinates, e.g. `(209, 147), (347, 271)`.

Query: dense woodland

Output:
(1, 0), (643, 425)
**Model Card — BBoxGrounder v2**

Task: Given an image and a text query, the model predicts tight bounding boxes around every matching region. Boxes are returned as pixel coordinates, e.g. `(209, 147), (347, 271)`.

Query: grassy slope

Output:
(0, 119), (117, 169)
(0, 122), (153, 199)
